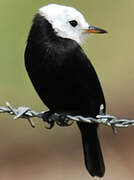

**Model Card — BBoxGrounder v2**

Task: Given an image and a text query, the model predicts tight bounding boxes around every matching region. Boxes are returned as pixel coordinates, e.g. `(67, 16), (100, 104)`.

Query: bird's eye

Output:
(69, 20), (78, 27)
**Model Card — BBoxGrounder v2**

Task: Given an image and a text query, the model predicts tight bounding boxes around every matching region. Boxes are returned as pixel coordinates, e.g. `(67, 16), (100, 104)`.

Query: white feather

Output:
(39, 4), (89, 44)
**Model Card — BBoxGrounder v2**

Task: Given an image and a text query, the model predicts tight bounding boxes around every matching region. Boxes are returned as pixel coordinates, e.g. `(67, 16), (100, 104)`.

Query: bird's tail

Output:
(77, 122), (105, 177)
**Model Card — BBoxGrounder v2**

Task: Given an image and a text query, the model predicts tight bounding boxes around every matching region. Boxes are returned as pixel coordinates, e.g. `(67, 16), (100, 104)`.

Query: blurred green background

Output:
(0, 0), (134, 179)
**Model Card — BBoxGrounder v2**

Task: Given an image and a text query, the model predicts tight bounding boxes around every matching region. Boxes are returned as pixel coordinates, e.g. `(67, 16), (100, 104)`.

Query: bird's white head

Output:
(39, 4), (107, 44)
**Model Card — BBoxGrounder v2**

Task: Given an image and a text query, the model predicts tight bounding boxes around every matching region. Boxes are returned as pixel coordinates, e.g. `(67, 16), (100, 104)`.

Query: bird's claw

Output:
(43, 111), (73, 128)
(56, 113), (73, 127)
(43, 111), (55, 129)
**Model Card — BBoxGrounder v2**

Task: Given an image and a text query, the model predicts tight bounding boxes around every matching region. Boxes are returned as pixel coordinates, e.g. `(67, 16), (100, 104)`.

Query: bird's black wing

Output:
(40, 40), (106, 117)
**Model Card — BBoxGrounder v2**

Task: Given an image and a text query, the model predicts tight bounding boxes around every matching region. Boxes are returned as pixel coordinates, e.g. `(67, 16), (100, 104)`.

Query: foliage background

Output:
(0, 0), (134, 179)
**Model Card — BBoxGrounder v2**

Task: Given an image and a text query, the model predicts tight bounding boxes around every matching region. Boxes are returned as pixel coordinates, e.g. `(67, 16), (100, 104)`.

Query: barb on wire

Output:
(0, 102), (134, 133)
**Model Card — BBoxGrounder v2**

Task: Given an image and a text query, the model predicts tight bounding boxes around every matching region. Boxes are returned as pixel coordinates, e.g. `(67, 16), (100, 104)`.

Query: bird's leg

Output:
(43, 111), (55, 129)
(56, 113), (73, 127)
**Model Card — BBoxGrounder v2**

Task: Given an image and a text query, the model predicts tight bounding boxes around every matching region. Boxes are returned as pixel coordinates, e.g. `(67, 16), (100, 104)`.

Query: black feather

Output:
(25, 14), (106, 177)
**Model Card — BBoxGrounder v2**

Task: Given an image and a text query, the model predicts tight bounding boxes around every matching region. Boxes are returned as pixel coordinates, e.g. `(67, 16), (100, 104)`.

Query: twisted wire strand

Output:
(0, 102), (134, 132)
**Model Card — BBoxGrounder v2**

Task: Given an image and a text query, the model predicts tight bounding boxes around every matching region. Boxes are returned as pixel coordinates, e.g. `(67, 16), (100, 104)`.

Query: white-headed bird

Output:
(25, 4), (107, 177)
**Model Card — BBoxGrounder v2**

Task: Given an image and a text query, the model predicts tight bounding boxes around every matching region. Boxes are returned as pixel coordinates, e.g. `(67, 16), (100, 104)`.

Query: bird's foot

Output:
(43, 111), (73, 128)
(56, 113), (73, 127)
(43, 111), (55, 129)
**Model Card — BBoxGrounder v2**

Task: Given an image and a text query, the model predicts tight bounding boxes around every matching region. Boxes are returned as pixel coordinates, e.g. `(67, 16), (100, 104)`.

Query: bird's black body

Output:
(25, 14), (106, 177)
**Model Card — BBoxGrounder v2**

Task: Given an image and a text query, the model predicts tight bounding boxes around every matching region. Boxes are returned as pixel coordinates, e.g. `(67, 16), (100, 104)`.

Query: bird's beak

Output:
(85, 25), (107, 34)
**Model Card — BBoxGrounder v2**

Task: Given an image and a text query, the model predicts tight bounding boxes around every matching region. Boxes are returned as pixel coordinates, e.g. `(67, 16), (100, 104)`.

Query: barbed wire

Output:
(0, 102), (134, 133)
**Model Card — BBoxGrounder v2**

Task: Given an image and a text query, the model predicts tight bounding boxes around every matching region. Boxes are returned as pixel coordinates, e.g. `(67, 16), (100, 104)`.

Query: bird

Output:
(25, 4), (107, 177)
